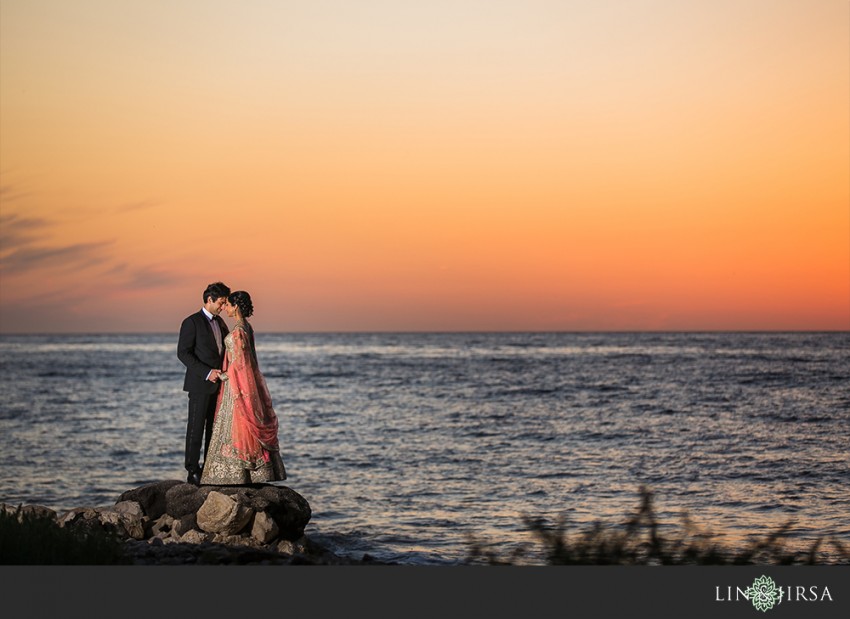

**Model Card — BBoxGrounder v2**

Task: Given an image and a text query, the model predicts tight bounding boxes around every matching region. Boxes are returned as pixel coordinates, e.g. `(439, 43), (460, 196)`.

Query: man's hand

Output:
(208, 369), (222, 382)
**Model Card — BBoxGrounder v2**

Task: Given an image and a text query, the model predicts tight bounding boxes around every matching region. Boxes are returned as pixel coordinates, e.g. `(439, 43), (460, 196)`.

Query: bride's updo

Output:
(229, 291), (254, 318)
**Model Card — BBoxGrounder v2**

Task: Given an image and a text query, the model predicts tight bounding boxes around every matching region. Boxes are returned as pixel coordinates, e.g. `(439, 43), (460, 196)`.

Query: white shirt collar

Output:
(201, 307), (214, 320)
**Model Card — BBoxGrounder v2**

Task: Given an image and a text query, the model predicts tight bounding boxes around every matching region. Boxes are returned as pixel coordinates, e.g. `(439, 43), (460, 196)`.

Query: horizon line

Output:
(1, 329), (848, 336)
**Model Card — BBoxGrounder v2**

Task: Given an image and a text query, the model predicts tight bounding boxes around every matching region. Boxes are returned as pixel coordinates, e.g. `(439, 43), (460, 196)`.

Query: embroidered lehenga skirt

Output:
(200, 326), (287, 485)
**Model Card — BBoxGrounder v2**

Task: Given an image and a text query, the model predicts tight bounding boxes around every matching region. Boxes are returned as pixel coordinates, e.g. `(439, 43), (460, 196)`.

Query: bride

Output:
(200, 291), (287, 485)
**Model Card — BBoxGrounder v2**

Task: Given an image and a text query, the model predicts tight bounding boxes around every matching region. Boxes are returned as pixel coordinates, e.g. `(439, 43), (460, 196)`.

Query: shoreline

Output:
(3, 483), (849, 566)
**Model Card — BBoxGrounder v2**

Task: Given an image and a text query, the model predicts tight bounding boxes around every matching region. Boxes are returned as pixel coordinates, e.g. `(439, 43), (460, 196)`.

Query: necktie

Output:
(210, 318), (222, 353)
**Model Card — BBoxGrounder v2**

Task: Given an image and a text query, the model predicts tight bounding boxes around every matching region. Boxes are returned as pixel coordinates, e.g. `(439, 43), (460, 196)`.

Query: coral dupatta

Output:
(220, 324), (280, 464)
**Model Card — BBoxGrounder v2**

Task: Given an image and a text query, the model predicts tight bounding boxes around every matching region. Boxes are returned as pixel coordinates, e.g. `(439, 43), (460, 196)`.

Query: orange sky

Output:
(1, 0), (848, 332)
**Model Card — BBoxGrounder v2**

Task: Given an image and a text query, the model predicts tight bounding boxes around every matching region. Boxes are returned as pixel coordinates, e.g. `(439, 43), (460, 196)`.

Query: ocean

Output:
(0, 332), (847, 564)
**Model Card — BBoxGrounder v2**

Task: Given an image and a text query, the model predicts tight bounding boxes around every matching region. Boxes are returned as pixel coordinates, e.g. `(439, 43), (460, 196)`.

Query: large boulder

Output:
(196, 491), (254, 535)
(165, 483), (213, 518)
(117, 480), (183, 519)
(254, 485), (312, 540)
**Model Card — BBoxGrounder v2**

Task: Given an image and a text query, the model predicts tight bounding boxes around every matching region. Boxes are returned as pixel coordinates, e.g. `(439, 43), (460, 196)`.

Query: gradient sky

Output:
(1, 0), (848, 332)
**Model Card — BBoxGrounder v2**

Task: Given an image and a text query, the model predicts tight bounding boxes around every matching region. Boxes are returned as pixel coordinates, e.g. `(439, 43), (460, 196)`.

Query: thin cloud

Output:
(98, 261), (180, 288)
(0, 241), (114, 274)
(104, 262), (129, 275)
(4, 284), (90, 306)
(0, 214), (51, 250)
(0, 184), (30, 204)
(115, 199), (162, 213)
(125, 265), (180, 289)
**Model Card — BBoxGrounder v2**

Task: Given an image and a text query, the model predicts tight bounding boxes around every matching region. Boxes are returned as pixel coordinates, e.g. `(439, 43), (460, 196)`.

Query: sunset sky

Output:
(1, 0), (848, 332)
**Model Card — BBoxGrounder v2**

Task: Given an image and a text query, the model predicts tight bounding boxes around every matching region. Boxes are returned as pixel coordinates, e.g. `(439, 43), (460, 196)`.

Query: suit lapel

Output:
(197, 311), (216, 350)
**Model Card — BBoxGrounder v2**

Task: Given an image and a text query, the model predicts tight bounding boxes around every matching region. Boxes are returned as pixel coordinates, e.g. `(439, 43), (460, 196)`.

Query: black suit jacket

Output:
(177, 311), (230, 394)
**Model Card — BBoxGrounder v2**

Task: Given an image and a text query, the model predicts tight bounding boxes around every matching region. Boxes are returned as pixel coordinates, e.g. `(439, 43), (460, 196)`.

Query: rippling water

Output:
(1, 332), (848, 564)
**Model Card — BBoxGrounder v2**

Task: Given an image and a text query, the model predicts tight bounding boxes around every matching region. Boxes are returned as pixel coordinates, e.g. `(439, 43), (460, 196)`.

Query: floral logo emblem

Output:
(744, 575), (783, 612)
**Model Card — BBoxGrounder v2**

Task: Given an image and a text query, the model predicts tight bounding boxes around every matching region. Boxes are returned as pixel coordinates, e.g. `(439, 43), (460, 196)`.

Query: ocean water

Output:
(0, 332), (847, 565)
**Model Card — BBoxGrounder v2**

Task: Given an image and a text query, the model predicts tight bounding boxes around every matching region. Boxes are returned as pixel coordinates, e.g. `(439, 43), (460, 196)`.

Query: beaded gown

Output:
(200, 322), (286, 484)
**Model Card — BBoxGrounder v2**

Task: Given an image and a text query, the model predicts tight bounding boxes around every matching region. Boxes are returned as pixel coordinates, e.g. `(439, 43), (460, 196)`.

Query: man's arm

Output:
(177, 316), (217, 381)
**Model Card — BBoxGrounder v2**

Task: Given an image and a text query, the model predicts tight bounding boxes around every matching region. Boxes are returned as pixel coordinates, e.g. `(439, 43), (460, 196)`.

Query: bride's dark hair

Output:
(229, 291), (254, 318)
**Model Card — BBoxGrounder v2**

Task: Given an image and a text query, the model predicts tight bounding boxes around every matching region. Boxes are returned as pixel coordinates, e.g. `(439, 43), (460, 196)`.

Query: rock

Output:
(122, 517), (146, 541)
(212, 487), (273, 513)
(150, 514), (176, 538)
(1, 503), (58, 522)
(253, 485), (311, 540)
(105, 502), (146, 540)
(276, 540), (296, 555)
(164, 483), (213, 518)
(58, 507), (102, 532)
(113, 501), (144, 519)
(276, 536), (308, 555)
(212, 533), (262, 548)
(53, 478), (384, 564)
(22, 505), (58, 521)
(179, 529), (209, 544)
(172, 513), (197, 537)
(98, 510), (123, 528)
(96, 508), (143, 539)
(251, 512), (280, 544)
(56, 506), (144, 541)
(117, 480), (182, 519)
(196, 491), (254, 535)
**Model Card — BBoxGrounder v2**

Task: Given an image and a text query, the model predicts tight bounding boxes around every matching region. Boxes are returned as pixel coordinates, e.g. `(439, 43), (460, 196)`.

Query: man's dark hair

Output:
(203, 282), (231, 303)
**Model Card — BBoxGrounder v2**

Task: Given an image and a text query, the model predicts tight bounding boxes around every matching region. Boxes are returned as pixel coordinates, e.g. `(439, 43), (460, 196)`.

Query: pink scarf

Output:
(218, 325), (279, 464)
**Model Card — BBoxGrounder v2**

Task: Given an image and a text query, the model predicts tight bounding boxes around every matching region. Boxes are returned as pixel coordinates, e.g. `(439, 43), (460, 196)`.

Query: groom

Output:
(177, 281), (231, 485)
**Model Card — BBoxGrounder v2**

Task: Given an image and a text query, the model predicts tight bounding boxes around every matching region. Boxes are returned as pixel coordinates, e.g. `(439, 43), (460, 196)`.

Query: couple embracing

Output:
(177, 282), (286, 486)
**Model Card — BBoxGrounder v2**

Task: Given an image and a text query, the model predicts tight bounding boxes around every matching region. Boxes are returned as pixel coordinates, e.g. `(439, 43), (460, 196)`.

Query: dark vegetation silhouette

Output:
(0, 506), (129, 565)
(465, 486), (849, 566)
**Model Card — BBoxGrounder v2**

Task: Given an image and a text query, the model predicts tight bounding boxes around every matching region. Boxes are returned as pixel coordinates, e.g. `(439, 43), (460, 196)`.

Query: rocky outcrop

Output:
(2, 481), (382, 565)
(116, 481), (312, 542)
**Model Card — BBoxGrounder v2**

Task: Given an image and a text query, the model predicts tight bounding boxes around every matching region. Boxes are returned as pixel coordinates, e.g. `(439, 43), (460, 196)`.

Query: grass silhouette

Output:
(466, 486), (849, 565)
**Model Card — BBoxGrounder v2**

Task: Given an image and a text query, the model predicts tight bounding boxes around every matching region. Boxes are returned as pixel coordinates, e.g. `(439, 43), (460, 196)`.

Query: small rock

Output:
(114, 501), (144, 519)
(180, 529), (209, 544)
(276, 540), (296, 555)
(214, 533), (248, 546)
(172, 513), (197, 537)
(151, 514), (175, 537)
(251, 512), (280, 545)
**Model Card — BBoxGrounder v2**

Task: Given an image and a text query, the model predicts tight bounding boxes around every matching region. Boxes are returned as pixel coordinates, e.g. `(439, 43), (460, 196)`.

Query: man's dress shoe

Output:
(187, 471), (202, 486)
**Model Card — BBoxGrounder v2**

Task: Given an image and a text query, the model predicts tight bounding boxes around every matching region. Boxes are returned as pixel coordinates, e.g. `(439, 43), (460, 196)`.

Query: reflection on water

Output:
(0, 332), (848, 564)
